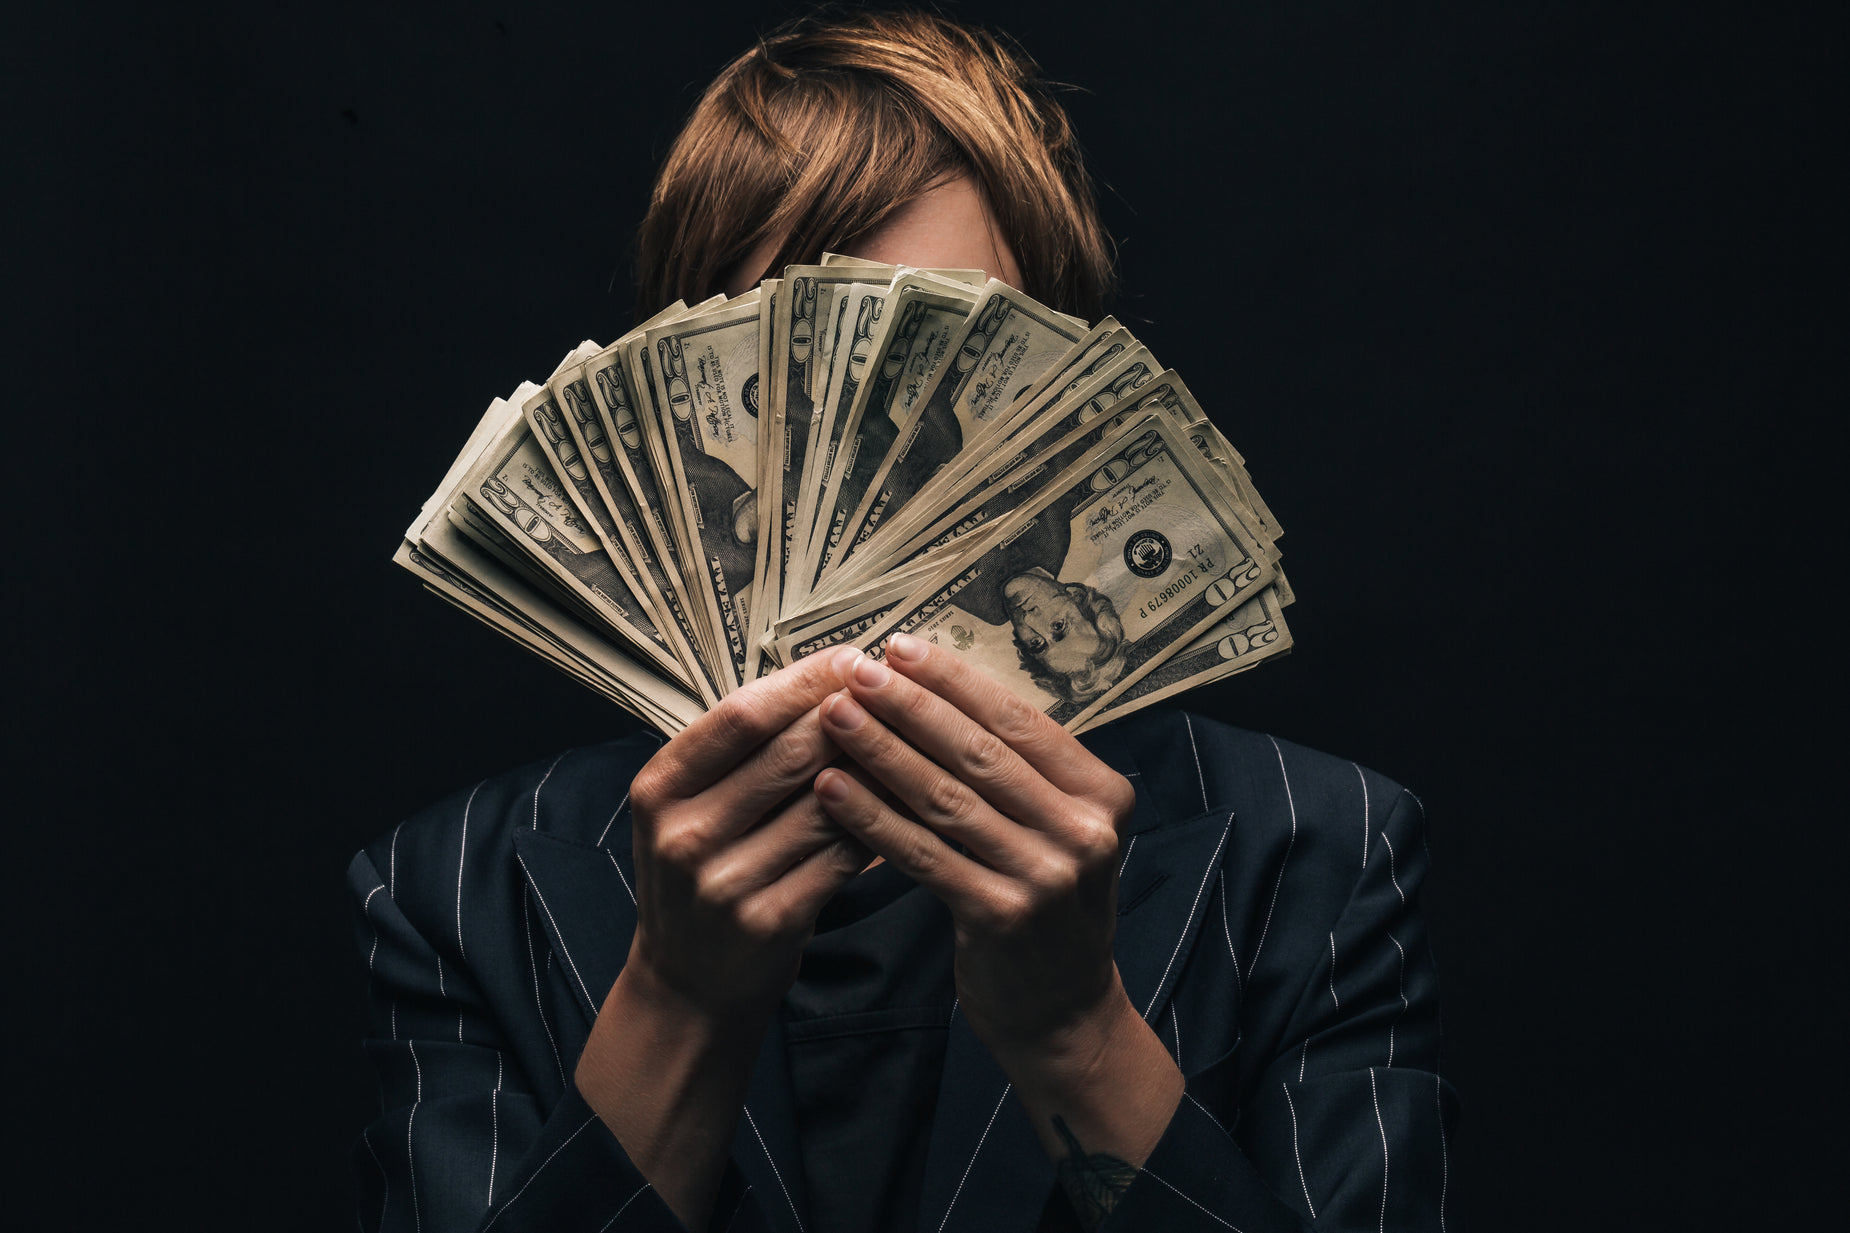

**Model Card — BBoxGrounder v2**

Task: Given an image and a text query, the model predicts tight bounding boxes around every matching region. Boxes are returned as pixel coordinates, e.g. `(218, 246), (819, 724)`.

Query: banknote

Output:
(398, 391), (702, 730)
(791, 269), (988, 598)
(399, 274), (1297, 735)
(799, 280), (982, 596)
(644, 291), (765, 691)
(396, 535), (702, 734)
(454, 415), (696, 689)
(1121, 373), (1283, 543)
(827, 345), (1165, 593)
(623, 297), (723, 594)
(910, 316), (1133, 513)
(756, 262), (895, 647)
(581, 317), (725, 679)
(769, 548), (976, 667)
(846, 409), (1274, 728)
(1075, 583), (1292, 731)
(790, 277), (890, 591)
(544, 368), (722, 704)
(830, 280), (1088, 578)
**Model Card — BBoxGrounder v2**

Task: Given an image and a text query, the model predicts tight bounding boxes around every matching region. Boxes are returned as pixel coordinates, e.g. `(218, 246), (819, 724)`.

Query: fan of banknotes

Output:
(397, 257), (1294, 736)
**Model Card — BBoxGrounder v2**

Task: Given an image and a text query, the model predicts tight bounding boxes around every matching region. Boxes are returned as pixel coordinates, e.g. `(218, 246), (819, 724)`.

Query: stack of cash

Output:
(397, 258), (1294, 736)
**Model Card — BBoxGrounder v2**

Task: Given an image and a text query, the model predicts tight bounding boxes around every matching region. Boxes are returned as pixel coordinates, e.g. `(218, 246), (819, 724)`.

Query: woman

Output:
(350, 11), (1456, 1232)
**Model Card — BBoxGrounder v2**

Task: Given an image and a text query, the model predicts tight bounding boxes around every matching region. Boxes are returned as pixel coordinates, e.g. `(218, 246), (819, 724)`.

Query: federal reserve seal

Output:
(1124, 529), (1171, 577)
(740, 372), (760, 419)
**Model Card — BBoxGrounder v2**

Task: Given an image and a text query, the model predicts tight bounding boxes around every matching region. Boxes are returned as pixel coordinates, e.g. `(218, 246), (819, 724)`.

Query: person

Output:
(349, 11), (1458, 1232)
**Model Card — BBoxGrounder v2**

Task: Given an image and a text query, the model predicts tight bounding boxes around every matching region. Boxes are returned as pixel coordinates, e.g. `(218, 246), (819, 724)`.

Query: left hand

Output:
(812, 631), (1140, 1071)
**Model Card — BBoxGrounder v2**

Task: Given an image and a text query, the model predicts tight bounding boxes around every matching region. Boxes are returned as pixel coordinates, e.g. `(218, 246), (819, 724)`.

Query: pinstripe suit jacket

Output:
(349, 709), (1458, 1232)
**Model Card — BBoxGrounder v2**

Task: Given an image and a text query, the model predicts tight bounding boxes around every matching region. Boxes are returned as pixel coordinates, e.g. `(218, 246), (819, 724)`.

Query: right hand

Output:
(623, 645), (874, 1021)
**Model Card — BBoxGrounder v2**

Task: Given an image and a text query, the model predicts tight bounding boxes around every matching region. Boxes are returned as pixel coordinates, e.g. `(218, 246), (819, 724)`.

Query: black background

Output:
(7, 0), (1842, 1226)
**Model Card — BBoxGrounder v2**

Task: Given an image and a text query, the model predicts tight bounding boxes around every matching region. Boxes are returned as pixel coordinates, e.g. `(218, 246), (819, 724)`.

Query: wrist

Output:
(984, 973), (1147, 1100)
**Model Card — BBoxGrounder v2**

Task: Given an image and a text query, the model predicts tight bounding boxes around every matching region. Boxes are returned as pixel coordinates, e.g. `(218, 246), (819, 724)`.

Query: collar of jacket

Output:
(510, 711), (1238, 1233)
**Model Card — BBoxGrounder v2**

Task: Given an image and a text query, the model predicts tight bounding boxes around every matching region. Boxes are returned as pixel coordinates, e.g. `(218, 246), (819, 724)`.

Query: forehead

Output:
(842, 175), (1023, 284)
(724, 174), (1023, 296)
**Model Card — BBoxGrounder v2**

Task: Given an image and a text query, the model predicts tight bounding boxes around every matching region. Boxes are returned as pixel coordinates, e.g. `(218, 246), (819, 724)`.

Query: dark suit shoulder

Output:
(1093, 707), (1409, 838)
(351, 734), (660, 935)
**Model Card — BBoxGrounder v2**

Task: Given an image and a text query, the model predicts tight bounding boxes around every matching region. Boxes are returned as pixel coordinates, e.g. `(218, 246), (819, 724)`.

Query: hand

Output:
(811, 632), (1138, 1067)
(625, 645), (874, 1020)
(812, 634), (1184, 1224)
(577, 648), (873, 1231)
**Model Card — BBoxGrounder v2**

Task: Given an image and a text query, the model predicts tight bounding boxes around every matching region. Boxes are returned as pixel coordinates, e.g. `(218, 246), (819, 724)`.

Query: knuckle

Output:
(652, 824), (706, 871)
(731, 898), (782, 942)
(992, 689), (1044, 746)
(978, 887), (1035, 936)
(1072, 815), (1122, 868)
(756, 730), (816, 785)
(629, 762), (670, 812)
(710, 690), (773, 749)
(921, 775), (969, 825)
(899, 827), (943, 878)
(962, 729), (1012, 781)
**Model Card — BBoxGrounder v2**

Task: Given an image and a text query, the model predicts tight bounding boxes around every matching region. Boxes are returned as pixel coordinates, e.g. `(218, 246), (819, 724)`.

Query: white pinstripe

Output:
(1351, 761), (1370, 869)
(488, 1053), (503, 1206)
(1143, 815), (1232, 1019)
(1118, 834), (1138, 877)
(1170, 1002), (1183, 1068)
(1217, 873), (1243, 999)
(488, 1088), (499, 1207)
(521, 888), (565, 1085)
(937, 1084), (1012, 1232)
(1250, 736), (1298, 973)
(436, 954), (445, 999)
(1369, 1067), (1388, 1233)
(1184, 713), (1209, 813)
(1281, 1083), (1317, 1218)
(480, 1113), (602, 1231)
(1298, 1039), (1308, 1083)
(1328, 933), (1340, 1008)
(458, 780), (482, 961)
(408, 1039), (422, 1103)
(597, 1183), (653, 1230)
(1139, 1168), (1244, 1230)
(515, 853), (597, 1010)
(406, 1103), (422, 1233)
(363, 885), (384, 971)
(720, 1185), (754, 1233)
(390, 822), (403, 898)
(1380, 830), (1406, 903)
(1436, 1072), (1449, 1233)
(362, 1127), (389, 1229)
(605, 849), (637, 906)
(532, 751), (570, 829)
(1387, 933), (1409, 1067)
(595, 789), (632, 848)
(743, 1107), (805, 1233)
(1184, 1091), (1226, 1132)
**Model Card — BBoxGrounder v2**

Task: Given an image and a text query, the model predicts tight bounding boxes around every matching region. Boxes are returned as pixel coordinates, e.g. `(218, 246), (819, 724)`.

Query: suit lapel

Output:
(919, 754), (1236, 1232)
(512, 828), (811, 1233)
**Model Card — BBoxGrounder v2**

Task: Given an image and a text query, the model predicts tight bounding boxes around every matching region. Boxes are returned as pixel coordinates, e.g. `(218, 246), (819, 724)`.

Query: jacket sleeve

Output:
(347, 847), (761, 1233)
(1101, 788), (1459, 1231)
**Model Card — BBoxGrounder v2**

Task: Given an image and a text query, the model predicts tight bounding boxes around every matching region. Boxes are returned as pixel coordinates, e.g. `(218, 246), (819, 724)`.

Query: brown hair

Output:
(634, 7), (1114, 320)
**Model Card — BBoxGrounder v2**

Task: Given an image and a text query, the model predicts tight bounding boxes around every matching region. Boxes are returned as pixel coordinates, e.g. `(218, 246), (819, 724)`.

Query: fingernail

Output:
(888, 633), (927, 662)
(830, 645), (864, 682)
(852, 655), (890, 689)
(815, 769), (852, 804)
(824, 692), (867, 730)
